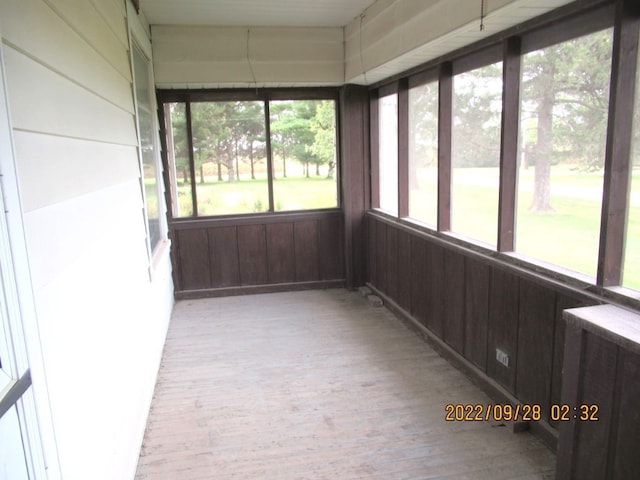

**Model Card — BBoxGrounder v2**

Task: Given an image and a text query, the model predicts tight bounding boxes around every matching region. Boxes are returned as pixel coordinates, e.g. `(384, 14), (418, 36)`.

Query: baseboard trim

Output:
(175, 280), (346, 300)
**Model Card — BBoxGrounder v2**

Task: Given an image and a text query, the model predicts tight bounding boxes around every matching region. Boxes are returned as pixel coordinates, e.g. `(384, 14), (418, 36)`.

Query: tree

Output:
(521, 29), (613, 211)
(309, 100), (337, 179)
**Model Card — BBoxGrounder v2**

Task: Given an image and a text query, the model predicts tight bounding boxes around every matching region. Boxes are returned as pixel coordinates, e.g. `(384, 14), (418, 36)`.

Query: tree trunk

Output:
(199, 163), (205, 184)
(217, 160), (222, 181)
(315, 162), (320, 176)
(530, 60), (555, 212)
(327, 161), (335, 180)
(250, 142), (255, 180)
(305, 162), (310, 178)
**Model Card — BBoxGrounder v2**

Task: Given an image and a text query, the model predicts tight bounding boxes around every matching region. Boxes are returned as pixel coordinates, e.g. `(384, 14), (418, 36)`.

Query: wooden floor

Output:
(135, 289), (555, 480)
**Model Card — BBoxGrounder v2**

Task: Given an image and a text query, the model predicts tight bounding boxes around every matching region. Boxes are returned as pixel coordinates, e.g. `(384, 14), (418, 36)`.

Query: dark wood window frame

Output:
(369, 0), (640, 294)
(157, 88), (342, 221)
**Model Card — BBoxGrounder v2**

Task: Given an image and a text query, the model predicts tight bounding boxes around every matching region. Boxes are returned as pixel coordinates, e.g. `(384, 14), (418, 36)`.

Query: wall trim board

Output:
(366, 281), (559, 451)
(175, 279), (346, 300)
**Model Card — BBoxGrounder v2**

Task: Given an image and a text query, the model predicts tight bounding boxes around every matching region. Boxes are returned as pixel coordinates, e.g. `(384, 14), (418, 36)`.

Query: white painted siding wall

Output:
(152, 25), (344, 88)
(0, 0), (173, 478)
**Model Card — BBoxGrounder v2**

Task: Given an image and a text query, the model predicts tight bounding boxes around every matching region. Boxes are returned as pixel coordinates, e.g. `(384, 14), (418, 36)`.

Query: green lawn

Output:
(410, 166), (640, 290)
(178, 175), (338, 217)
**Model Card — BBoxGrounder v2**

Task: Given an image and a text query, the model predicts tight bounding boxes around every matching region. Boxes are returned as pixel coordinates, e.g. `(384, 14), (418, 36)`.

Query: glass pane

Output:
(165, 103), (193, 217)
(517, 29), (613, 278)
(623, 32), (640, 290)
(379, 94), (398, 215)
(191, 101), (268, 215)
(409, 81), (438, 225)
(451, 62), (503, 246)
(270, 100), (338, 211)
(132, 46), (161, 249)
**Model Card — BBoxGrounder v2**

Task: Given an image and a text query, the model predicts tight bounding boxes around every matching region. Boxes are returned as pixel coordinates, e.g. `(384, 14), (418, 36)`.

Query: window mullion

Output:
(597, 0), (640, 286)
(438, 62), (452, 232)
(185, 101), (198, 217)
(264, 100), (275, 212)
(398, 79), (409, 218)
(497, 37), (521, 252)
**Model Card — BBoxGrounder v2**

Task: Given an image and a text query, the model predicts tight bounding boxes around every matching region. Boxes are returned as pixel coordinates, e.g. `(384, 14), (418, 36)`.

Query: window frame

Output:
(157, 88), (342, 221)
(368, 0), (640, 298)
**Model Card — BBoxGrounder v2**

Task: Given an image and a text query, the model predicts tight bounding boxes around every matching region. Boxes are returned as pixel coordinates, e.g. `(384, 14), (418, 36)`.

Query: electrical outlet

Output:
(496, 348), (510, 367)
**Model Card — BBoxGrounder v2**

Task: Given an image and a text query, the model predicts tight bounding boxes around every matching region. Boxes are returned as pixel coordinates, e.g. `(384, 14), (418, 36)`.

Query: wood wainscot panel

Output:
(375, 220), (388, 293)
(294, 220), (319, 282)
(571, 333), (617, 480)
(443, 248), (465, 354)
(397, 229), (412, 312)
(238, 224), (269, 285)
(425, 242), (444, 338)
(515, 280), (556, 416)
(177, 228), (211, 290)
(410, 235), (428, 327)
(386, 226), (399, 303)
(368, 216), (377, 285)
(208, 226), (240, 288)
(266, 223), (295, 284)
(318, 214), (344, 280)
(464, 257), (490, 370)
(487, 268), (519, 393)
(613, 349), (640, 477)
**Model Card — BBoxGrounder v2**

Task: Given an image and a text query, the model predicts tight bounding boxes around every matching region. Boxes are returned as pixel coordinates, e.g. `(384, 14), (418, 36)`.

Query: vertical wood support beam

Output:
(597, 0), (640, 286)
(264, 100), (275, 212)
(340, 85), (370, 288)
(370, 92), (380, 209)
(497, 37), (521, 252)
(398, 78), (409, 218)
(185, 101), (198, 216)
(438, 62), (453, 232)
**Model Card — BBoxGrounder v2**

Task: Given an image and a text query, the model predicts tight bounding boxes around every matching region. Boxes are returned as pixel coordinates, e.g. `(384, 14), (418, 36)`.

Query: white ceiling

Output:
(140, 0), (378, 27)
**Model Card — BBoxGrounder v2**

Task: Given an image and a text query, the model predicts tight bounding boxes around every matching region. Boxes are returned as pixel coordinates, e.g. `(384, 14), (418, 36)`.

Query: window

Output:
(516, 29), (613, 278)
(451, 61), (503, 246)
(378, 93), (398, 215)
(270, 100), (338, 211)
(161, 92), (339, 217)
(623, 33), (640, 291)
(132, 43), (164, 253)
(408, 80), (438, 225)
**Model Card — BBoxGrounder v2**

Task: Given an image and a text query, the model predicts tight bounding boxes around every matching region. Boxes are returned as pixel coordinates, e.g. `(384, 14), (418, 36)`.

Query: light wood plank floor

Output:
(135, 289), (555, 480)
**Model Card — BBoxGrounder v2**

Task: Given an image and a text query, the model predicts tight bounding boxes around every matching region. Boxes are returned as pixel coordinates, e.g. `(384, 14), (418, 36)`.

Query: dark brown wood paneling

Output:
(425, 242), (444, 338)
(613, 349), (640, 478)
(340, 85), (369, 288)
(386, 227), (399, 303)
(487, 268), (519, 393)
(294, 220), (319, 282)
(464, 257), (490, 370)
(443, 248), (465, 354)
(368, 217), (377, 285)
(410, 236), (428, 327)
(375, 221), (388, 293)
(178, 229), (211, 290)
(318, 215), (344, 280)
(266, 223), (295, 284)
(209, 226), (240, 288)
(237, 224), (269, 285)
(551, 293), (589, 426)
(516, 280), (556, 414)
(397, 229), (412, 312)
(572, 333), (618, 480)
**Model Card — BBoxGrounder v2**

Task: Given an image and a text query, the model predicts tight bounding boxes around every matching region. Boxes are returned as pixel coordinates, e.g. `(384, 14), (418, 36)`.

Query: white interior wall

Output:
(0, 0), (173, 478)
